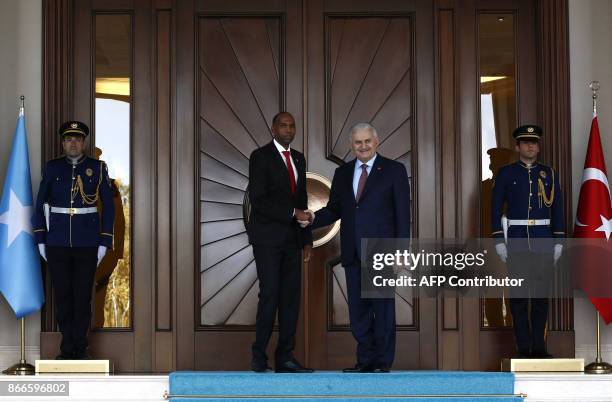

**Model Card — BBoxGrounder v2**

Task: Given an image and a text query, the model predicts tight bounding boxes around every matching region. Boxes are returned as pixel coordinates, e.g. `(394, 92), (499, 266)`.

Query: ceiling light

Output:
(481, 76), (507, 83)
(96, 77), (130, 96)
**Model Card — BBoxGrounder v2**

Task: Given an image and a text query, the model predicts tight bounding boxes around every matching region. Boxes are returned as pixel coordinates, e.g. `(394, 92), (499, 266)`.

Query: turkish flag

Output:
(574, 116), (612, 323)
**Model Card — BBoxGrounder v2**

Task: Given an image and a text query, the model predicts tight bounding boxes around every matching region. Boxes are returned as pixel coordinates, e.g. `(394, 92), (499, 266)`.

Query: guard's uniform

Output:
(490, 125), (565, 357)
(33, 121), (114, 359)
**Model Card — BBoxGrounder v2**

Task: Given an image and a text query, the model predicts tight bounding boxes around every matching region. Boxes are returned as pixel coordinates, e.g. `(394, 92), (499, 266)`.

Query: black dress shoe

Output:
(515, 349), (531, 359)
(531, 351), (553, 359)
(371, 365), (390, 373)
(342, 363), (371, 373)
(275, 359), (314, 373)
(251, 360), (272, 372)
(55, 354), (72, 360)
(74, 351), (93, 360)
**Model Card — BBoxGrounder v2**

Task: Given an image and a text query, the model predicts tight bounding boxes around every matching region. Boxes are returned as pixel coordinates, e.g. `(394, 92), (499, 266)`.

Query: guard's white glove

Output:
(553, 244), (563, 265)
(495, 243), (508, 263)
(38, 244), (47, 261)
(97, 246), (107, 266)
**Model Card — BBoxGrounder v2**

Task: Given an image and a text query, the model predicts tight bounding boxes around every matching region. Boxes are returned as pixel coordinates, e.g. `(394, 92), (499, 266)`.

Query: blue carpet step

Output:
(169, 371), (521, 401)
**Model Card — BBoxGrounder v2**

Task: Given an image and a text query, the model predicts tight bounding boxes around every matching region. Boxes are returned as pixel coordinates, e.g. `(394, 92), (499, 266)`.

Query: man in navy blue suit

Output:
(491, 125), (565, 358)
(306, 122), (411, 372)
(33, 121), (115, 360)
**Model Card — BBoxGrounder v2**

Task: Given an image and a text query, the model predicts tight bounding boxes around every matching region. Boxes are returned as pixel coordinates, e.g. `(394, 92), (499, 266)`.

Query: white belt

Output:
(507, 219), (550, 226)
(51, 206), (98, 215)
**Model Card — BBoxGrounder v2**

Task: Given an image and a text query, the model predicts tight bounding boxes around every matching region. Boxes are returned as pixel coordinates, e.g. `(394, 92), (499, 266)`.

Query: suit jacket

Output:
(247, 141), (313, 248)
(33, 155), (115, 248)
(490, 161), (564, 253)
(312, 155), (410, 266)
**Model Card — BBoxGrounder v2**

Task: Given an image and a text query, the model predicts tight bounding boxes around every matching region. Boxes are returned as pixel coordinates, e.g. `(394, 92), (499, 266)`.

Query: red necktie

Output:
(356, 164), (368, 202)
(282, 151), (296, 194)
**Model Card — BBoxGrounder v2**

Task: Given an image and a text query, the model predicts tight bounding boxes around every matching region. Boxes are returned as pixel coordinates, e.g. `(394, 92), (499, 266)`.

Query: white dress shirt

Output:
(273, 139), (298, 185)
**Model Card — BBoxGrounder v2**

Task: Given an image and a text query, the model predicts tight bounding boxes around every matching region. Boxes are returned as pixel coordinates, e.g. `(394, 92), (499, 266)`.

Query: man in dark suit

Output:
(247, 112), (313, 373)
(307, 122), (410, 373)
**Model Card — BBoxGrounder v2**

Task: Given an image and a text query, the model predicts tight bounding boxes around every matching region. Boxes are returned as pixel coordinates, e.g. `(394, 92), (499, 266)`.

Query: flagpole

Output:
(2, 96), (35, 376)
(584, 82), (612, 374)
(2, 318), (35, 375)
(585, 311), (612, 374)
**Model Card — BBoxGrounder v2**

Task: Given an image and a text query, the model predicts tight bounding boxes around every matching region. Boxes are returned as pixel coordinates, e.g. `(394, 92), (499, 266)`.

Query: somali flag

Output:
(0, 106), (44, 318)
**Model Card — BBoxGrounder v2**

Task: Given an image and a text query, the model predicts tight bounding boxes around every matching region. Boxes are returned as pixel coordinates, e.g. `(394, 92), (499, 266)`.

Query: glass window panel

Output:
(93, 14), (132, 329)
(479, 13), (516, 328)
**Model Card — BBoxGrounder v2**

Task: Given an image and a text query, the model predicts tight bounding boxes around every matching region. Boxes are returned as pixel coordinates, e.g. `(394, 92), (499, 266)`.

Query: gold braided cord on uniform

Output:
(537, 168), (555, 208)
(71, 162), (104, 205)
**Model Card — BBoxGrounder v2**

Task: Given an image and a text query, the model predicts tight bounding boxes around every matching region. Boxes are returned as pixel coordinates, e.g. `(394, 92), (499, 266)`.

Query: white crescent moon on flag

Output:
(582, 167), (611, 198)
(576, 168), (611, 227)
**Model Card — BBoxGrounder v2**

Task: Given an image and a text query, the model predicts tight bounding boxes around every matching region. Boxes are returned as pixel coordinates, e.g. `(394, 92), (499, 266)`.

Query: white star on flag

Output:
(595, 214), (612, 241)
(0, 189), (33, 248)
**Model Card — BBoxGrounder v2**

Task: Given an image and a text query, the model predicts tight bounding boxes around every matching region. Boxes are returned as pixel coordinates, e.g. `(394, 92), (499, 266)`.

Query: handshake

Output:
(295, 209), (315, 228)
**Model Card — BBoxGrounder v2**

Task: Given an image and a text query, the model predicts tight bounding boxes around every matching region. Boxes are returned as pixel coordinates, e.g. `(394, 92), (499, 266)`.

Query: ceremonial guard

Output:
(33, 121), (115, 359)
(491, 125), (565, 358)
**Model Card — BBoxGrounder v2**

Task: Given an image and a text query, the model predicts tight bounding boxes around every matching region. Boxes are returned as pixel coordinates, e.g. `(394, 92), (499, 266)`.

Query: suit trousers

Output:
(251, 239), (301, 365)
(507, 251), (554, 354)
(47, 246), (97, 357)
(345, 263), (396, 368)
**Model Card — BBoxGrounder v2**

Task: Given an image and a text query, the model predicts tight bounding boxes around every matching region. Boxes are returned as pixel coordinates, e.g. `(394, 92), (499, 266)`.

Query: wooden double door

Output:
(189, 0), (434, 371)
(42, 0), (573, 372)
